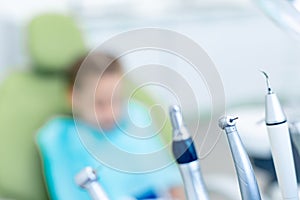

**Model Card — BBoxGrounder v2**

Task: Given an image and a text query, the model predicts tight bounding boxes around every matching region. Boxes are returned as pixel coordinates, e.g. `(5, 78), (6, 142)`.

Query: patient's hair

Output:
(68, 52), (122, 89)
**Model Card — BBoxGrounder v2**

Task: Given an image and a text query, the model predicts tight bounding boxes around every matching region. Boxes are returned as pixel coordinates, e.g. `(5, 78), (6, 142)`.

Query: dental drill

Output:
(261, 71), (299, 200)
(169, 105), (209, 200)
(75, 166), (110, 200)
(218, 116), (261, 200)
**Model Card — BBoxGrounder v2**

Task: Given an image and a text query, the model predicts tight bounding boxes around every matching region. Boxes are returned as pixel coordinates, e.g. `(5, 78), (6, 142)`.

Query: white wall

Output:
(1, 0), (300, 114)
(80, 4), (300, 114)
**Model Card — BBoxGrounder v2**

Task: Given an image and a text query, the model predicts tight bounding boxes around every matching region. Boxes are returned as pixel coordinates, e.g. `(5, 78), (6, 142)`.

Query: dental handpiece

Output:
(75, 166), (110, 200)
(261, 71), (299, 200)
(218, 116), (261, 200)
(169, 105), (209, 200)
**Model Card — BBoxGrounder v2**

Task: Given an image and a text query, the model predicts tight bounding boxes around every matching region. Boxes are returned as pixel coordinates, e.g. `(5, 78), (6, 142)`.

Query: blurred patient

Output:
(36, 52), (185, 200)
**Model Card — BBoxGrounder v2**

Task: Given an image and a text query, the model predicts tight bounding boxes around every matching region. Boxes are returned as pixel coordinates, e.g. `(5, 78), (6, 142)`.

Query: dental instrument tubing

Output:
(262, 71), (298, 200)
(219, 116), (261, 200)
(170, 105), (209, 200)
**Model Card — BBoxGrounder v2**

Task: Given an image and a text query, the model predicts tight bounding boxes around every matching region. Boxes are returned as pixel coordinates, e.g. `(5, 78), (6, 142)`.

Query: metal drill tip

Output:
(260, 70), (273, 94)
(218, 116), (238, 129)
(229, 117), (239, 123)
(169, 105), (183, 130)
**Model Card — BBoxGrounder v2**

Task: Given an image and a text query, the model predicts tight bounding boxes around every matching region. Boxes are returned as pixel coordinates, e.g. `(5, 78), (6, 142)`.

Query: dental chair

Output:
(0, 13), (86, 199)
(27, 16), (171, 199)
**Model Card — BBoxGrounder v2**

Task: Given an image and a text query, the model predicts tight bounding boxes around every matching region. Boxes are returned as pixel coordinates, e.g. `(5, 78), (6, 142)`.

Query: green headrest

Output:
(28, 13), (86, 72)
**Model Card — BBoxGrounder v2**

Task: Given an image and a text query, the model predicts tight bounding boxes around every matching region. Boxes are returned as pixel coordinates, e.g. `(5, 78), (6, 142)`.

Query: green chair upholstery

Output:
(28, 13), (86, 72)
(0, 13), (86, 200)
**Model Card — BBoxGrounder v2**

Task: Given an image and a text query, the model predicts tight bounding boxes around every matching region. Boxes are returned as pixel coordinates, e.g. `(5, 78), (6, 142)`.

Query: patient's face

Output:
(73, 73), (122, 131)
(94, 74), (122, 130)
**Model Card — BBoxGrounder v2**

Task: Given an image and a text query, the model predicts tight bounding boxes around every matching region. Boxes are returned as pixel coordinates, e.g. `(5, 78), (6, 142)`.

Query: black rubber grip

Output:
(172, 138), (198, 164)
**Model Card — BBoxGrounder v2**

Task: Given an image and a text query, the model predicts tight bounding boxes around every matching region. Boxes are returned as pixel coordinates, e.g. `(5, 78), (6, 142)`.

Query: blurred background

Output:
(1, 0), (300, 105)
(1, 0), (300, 199)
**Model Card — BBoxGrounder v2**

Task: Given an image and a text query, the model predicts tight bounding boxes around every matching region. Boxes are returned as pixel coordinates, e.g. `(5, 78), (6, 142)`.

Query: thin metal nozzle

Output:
(169, 105), (183, 130)
(260, 70), (273, 94)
